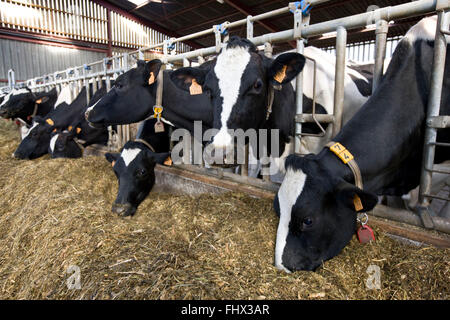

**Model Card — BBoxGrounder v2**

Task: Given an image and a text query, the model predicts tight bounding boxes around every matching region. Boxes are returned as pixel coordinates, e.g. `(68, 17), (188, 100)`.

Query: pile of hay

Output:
(0, 119), (448, 300)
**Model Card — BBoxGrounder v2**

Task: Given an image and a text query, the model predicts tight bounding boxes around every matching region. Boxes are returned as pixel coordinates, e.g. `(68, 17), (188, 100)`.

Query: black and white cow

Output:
(105, 118), (170, 216)
(273, 16), (450, 272)
(0, 87), (57, 123)
(169, 37), (373, 171)
(85, 59), (213, 134)
(14, 84), (93, 159)
(48, 85), (110, 158)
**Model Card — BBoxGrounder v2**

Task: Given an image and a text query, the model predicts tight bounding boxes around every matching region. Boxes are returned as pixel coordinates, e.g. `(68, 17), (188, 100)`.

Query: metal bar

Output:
(295, 114), (335, 123)
(373, 19), (388, 92)
(331, 26), (347, 138)
(418, 10), (449, 207)
(294, 39), (304, 154)
(371, 204), (450, 235)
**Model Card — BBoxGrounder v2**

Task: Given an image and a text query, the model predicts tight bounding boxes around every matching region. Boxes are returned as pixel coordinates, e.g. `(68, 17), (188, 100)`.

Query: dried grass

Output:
(0, 119), (448, 300)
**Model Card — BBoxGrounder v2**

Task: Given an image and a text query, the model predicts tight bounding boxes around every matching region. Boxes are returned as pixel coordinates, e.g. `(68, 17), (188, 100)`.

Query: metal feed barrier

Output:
(1, 0), (450, 234)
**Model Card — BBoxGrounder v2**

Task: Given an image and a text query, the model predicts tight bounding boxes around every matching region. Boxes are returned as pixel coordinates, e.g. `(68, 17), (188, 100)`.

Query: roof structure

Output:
(104, 0), (431, 52)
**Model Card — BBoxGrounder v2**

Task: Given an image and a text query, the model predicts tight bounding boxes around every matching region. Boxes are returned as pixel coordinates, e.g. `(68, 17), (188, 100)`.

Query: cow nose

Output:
(0, 109), (7, 117)
(112, 203), (135, 217)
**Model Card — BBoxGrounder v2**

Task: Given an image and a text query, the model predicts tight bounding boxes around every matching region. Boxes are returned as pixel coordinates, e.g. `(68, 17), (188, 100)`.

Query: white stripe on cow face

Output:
(22, 122), (39, 140)
(212, 46), (251, 148)
(121, 148), (142, 167)
(86, 98), (100, 114)
(275, 167), (307, 273)
(0, 88), (29, 108)
(49, 134), (59, 153)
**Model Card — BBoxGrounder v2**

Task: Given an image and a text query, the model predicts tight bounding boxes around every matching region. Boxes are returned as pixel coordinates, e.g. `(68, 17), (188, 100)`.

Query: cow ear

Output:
(145, 59), (163, 86)
(335, 180), (378, 213)
(105, 152), (120, 164)
(148, 151), (171, 165)
(268, 52), (306, 85)
(170, 67), (207, 93)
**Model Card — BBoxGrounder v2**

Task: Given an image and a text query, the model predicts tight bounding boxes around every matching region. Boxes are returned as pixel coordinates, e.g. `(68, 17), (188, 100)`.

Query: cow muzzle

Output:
(112, 202), (136, 217)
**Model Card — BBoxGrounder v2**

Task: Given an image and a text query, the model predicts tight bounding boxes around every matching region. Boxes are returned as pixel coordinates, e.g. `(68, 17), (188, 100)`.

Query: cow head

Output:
(105, 141), (169, 217)
(14, 116), (55, 159)
(49, 128), (83, 159)
(274, 154), (378, 272)
(85, 60), (162, 127)
(0, 88), (49, 120)
(170, 37), (305, 165)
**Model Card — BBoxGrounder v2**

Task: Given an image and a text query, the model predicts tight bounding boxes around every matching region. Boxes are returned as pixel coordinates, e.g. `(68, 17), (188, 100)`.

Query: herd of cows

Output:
(0, 16), (448, 272)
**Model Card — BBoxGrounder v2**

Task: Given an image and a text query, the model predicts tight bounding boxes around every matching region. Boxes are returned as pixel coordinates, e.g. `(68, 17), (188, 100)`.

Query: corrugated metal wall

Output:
(0, 38), (105, 81)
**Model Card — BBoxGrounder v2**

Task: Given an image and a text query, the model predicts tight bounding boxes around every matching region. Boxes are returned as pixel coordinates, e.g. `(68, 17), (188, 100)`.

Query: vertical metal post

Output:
(332, 26), (347, 138)
(246, 15), (253, 39)
(83, 65), (90, 104)
(294, 39), (304, 154)
(260, 42), (273, 181)
(417, 11), (449, 228)
(8, 69), (15, 89)
(373, 20), (388, 92)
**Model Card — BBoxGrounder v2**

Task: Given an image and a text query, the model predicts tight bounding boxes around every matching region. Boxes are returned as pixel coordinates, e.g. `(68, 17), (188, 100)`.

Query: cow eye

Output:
(137, 168), (147, 177)
(303, 217), (313, 228)
(253, 79), (263, 90)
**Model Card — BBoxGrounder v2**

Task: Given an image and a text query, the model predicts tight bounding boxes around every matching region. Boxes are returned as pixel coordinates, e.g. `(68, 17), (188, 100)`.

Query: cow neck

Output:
(134, 138), (156, 153)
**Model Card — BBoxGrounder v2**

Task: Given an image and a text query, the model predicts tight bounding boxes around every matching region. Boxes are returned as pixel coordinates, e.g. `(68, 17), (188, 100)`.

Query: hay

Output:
(0, 119), (449, 300)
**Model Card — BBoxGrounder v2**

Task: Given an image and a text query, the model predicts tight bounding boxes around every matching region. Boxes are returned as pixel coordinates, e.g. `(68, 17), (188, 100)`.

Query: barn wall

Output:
(323, 36), (402, 63)
(0, 38), (106, 82)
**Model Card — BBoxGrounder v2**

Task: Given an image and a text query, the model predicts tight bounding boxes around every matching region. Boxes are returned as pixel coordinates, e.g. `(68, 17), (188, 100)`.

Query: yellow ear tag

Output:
(189, 79), (203, 95)
(46, 118), (54, 126)
(76, 127), (82, 134)
(36, 98), (43, 104)
(354, 194), (363, 211)
(163, 156), (173, 166)
(111, 160), (116, 167)
(52, 128), (57, 133)
(68, 126), (73, 131)
(274, 65), (287, 83)
(148, 72), (155, 85)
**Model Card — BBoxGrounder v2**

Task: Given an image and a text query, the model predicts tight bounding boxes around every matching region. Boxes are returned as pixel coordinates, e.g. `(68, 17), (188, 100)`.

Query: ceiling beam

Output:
(154, 0), (216, 23)
(91, 0), (202, 49)
(175, 10), (242, 33)
(224, 0), (279, 33)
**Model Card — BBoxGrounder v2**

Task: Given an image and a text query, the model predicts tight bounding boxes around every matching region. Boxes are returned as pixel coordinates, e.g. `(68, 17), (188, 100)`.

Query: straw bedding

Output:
(0, 119), (448, 300)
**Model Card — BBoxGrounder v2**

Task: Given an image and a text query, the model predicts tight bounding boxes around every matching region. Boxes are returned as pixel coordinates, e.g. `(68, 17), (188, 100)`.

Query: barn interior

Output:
(0, 0), (449, 300)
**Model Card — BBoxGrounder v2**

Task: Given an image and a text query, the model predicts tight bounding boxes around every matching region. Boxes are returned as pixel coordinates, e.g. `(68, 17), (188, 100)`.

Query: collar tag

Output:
(329, 142), (354, 164)
(353, 194), (363, 211)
